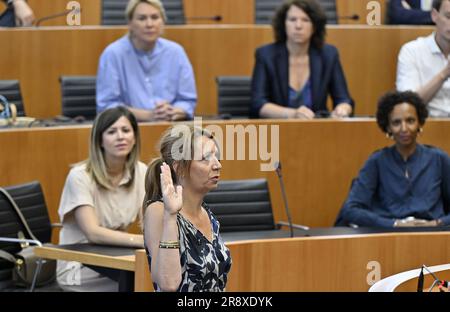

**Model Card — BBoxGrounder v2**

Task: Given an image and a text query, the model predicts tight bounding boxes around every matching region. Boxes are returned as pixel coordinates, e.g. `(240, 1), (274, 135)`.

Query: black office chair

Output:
(254, 0), (338, 24)
(204, 179), (308, 241)
(101, 0), (185, 25)
(318, 0), (338, 24)
(60, 76), (97, 120)
(0, 80), (26, 117)
(0, 181), (61, 292)
(101, 0), (128, 25)
(161, 0), (185, 24)
(216, 76), (252, 119)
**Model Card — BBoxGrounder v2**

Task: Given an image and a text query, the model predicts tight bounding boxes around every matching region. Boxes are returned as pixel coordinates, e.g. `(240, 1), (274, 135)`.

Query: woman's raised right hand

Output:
(160, 162), (183, 215)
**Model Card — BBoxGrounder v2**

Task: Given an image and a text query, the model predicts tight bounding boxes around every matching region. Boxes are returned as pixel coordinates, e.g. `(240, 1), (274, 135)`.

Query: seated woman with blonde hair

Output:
(57, 106), (147, 291)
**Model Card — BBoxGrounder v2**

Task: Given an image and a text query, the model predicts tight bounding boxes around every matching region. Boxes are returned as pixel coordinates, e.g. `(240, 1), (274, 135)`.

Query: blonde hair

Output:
(141, 125), (217, 216)
(85, 107), (141, 190)
(125, 0), (167, 22)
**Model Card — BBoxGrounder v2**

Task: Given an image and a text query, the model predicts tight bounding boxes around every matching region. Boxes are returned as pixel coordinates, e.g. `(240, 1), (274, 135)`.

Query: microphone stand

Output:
(185, 15), (222, 22)
(422, 264), (443, 292)
(34, 7), (81, 27)
(275, 162), (294, 238)
(275, 162), (309, 237)
(337, 14), (360, 22)
(275, 162), (309, 236)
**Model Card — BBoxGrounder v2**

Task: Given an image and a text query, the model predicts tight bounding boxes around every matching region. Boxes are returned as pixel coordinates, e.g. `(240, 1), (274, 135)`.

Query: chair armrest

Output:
(0, 237), (42, 247)
(277, 221), (309, 231)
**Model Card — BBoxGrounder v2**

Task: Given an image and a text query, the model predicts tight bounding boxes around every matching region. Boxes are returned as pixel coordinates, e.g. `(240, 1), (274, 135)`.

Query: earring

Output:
(418, 128), (423, 135)
(385, 132), (392, 139)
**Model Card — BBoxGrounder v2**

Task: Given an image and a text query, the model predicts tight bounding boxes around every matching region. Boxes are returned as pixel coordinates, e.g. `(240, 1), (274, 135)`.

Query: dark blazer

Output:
(0, 0), (15, 27)
(388, 0), (433, 25)
(250, 42), (353, 118)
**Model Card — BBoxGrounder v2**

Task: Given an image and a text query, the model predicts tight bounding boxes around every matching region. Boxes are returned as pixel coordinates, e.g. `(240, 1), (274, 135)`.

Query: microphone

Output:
(34, 7), (81, 27)
(419, 264), (448, 292)
(185, 15), (222, 22)
(274, 162), (297, 238)
(417, 266), (424, 292)
(337, 14), (360, 21)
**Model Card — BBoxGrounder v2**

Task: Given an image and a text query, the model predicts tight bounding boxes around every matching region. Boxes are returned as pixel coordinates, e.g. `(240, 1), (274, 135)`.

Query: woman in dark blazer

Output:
(251, 0), (353, 119)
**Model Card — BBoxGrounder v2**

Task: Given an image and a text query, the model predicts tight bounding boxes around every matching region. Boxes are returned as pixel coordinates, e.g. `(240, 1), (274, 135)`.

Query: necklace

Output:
(404, 168), (409, 179)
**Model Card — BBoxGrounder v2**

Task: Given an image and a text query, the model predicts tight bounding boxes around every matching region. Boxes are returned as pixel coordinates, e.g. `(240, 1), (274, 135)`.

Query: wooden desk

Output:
(2, 119), (450, 234)
(370, 263), (450, 292)
(34, 245), (135, 272)
(0, 25), (433, 118)
(133, 231), (450, 291)
(35, 230), (450, 292)
(34, 244), (151, 291)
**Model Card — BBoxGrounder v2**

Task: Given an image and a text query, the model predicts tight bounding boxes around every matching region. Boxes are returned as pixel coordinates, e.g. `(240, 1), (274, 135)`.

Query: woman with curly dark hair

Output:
(251, 0), (353, 119)
(336, 90), (450, 228)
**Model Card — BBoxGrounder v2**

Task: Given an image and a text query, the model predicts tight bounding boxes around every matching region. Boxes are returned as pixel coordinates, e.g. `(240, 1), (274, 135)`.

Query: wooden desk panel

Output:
(36, 231), (449, 292)
(184, 0), (254, 24)
(34, 245), (135, 271)
(30, 0), (101, 26)
(133, 232), (450, 291)
(1, 119), (450, 233)
(336, 0), (387, 25)
(0, 26), (433, 118)
(1, 0), (387, 26)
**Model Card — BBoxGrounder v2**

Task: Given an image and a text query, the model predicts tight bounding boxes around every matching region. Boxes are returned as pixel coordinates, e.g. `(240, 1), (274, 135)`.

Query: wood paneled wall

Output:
(1, 119), (449, 237)
(0, 25), (434, 118)
(1, 0), (386, 26)
(184, 0), (254, 24)
(29, 0), (101, 26)
(135, 231), (450, 291)
(226, 232), (450, 291)
(0, 0), (101, 26)
(336, 0), (387, 25)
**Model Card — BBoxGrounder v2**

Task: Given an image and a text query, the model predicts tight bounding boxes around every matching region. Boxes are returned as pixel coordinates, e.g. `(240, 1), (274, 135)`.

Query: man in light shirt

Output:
(396, 0), (450, 117)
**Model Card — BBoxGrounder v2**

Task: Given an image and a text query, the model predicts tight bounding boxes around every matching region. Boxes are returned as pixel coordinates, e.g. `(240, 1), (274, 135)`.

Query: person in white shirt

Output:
(396, 0), (450, 117)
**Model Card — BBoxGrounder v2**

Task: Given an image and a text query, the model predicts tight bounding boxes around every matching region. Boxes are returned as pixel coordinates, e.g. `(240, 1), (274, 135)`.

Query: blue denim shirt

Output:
(96, 35), (197, 118)
(339, 144), (450, 228)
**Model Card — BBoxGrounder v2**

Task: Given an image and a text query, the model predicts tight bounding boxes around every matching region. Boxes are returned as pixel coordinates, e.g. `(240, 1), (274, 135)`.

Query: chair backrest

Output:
(204, 179), (276, 232)
(0, 181), (52, 282)
(162, 0), (185, 24)
(0, 80), (26, 117)
(101, 0), (185, 25)
(60, 76), (97, 120)
(102, 0), (128, 25)
(216, 76), (252, 118)
(319, 0), (337, 24)
(254, 0), (338, 24)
